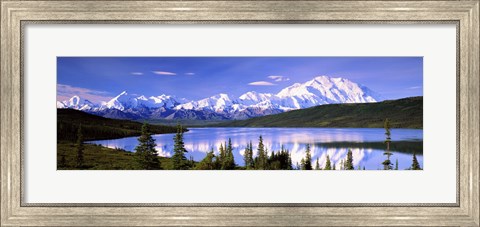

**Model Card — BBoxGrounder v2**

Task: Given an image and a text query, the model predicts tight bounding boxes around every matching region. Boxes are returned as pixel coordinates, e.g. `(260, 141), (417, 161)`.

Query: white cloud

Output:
(408, 86), (422, 90)
(57, 84), (112, 103)
(152, 71), (176, 76)
(131, 72), (143, 75)
(185, 72), (195, 76)
(248, 81), (276, 86)
(268, 75), (290, 82)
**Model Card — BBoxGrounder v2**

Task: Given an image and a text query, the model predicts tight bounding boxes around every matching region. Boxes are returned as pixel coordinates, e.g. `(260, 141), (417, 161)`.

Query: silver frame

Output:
(1, 1), (479, 226)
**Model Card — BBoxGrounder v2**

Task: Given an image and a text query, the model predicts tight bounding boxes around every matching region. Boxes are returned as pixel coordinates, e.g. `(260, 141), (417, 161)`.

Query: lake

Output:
(87, 127), (423, 170)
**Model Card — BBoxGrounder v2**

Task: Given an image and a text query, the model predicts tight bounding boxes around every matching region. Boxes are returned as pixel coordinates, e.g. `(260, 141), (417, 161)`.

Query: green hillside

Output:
(213, 96), (423, 129)
(57, 109), (182, 142)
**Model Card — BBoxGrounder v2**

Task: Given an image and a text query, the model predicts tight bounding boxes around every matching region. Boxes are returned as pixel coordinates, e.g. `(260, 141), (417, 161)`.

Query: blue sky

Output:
(57, 57), (423, 103)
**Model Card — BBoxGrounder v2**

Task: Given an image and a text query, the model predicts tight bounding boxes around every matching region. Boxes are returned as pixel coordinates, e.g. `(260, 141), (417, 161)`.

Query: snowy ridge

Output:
(57, 76), (381, 120)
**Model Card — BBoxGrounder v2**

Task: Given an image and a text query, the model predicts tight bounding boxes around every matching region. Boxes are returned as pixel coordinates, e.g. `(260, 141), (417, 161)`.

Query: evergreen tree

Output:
(196, 148), (216, 170)
(223, 138), (236, 170)
(340, 159), (344, 170)
(221, 141), (227, 169)
(324, 155), (332, 170)
(134, 123), (160, 170)
(345, 149), (354, 170)
(332, 162), (336, 170)
(382, 118), (393, 170)
(300, 158), (306, 170)
(254, 136), (267, 169)
(75, 125), (84, 168)
(265, 145), (292, 170)
(395, 159), (399, 170)
(315, 157), (320, 170)
(172, 124), (188, 170)
(243, 141), (254, 169)
(304, 144), (313, 170)
(216, 143), (225, 168)
(411, 153), (422, 170)
(287, 151), (293, 170)
(189, 155), (195, 169)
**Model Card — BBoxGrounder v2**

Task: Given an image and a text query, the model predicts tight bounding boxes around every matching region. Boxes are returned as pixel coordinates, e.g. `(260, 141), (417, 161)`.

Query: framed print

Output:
(1, 0), (479, 226)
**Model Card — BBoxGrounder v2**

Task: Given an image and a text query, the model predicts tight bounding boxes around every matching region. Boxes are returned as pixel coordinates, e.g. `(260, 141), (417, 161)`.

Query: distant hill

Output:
(57, 109), (182, 142)
(212, 96), (423, 129)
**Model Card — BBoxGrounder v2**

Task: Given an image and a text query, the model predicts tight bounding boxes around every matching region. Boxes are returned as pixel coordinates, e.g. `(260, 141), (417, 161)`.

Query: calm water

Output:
(87, 127), (423, 170)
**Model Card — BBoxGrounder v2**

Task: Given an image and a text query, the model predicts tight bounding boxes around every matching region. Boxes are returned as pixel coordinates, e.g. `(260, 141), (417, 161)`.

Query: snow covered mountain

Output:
(57, 76), (381, 120)
(57, 95), (97, 111)
(101, 91), (186, 111)
(175, 93), (234, 112)
(275, 76), (378, 110)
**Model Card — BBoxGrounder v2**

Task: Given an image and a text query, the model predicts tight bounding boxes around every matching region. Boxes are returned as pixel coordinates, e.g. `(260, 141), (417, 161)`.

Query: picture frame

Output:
(1, 0), (478, 226)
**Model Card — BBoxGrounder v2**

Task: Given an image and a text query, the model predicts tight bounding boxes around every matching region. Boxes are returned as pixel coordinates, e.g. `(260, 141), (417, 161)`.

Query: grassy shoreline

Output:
(57, 142), (176, 170)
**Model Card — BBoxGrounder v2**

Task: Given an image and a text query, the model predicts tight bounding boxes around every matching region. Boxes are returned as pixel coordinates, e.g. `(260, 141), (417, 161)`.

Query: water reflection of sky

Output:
(87, 127), (423, 170)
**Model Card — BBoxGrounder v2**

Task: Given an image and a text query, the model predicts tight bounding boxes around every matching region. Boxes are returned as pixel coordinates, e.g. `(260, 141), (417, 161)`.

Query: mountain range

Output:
(57, 76), (381, 120)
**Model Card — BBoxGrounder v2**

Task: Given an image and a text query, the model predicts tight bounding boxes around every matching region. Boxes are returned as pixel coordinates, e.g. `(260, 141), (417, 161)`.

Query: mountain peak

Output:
(313, 75), (332, 80)
(239, 91), (257, 99)
(117, 91), (128, 96)
(212, 93), (230, 100)
(311, 75), (350, 84)
(137, 95), (148, 100)
(277, 75), (379, 106)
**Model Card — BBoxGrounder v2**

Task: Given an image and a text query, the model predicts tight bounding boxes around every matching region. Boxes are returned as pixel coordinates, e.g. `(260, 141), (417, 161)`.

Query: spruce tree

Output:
(243, 141), (254, 169)
(189, 155), (195, 169)
(172, 124), (188, 170)
(75, 125), (84, 168)
(287, 151), (293, 170)
(304, 144), (313, 170)
(300, 158), (306, 170)
(196, 148), (215, 170)
(264, 145), (291, 170)
(315, 157), (320, 170)
(411, 153), (421, 170)
(345, 149), (354, 170)
(324, 155), (332, 170)
(221, 141), (228, 169)
(382, 118), (393, 170)
(249, 141), (255, 168)
(223, 138), (236, 170)
(217, 143), (225, 168)
(395, 159), (399, 170)
(134, 123), (160, 170)
(254, 136), (267, 169)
